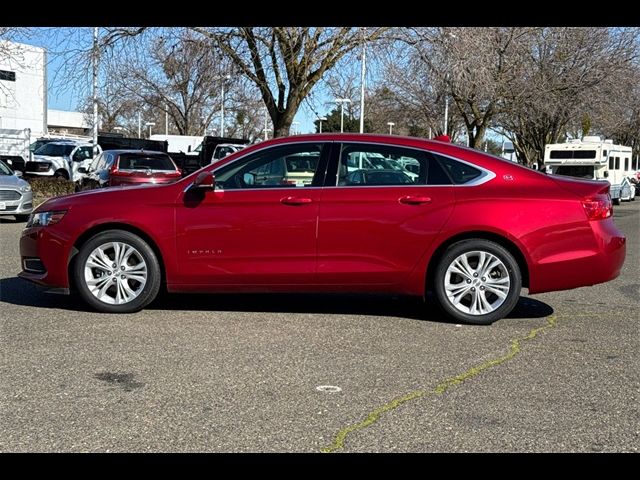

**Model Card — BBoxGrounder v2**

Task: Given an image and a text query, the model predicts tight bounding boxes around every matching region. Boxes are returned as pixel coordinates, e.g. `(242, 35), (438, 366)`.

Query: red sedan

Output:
(19, 134), (626, 324)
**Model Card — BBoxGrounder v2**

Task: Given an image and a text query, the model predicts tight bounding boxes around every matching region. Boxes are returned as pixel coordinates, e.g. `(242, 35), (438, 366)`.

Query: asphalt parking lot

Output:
(0, 201), (638, 452)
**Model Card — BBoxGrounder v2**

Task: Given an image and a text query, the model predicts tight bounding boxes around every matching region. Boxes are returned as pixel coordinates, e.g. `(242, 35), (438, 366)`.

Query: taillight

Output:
(582, 195), (612, 220)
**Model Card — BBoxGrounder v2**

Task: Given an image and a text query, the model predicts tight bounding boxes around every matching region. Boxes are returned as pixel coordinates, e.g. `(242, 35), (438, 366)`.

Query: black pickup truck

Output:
(169, 136), (250, 176)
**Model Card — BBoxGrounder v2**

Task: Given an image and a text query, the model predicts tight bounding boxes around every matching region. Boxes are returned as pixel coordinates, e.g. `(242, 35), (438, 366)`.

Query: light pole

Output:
(387, 122), (395, 135)
(318, 116), (327, 133)
(444, 96), (449, 136)
(219, 74), (231, 137)
(138, 111), (141, 138)
(359, 27), (366, 133)
(335, 98), (351, 133)
(92, 27), (99, 157)
(145, 122), (155, 138)
(263, 106), (270, 140)
(165, 103), (169, 135)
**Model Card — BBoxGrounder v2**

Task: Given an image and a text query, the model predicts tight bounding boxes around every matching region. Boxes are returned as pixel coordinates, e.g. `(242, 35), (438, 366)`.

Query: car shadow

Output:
(0, 276), (554, 324)
(0, 277), (88, 311)
(0, 217), (27, 224)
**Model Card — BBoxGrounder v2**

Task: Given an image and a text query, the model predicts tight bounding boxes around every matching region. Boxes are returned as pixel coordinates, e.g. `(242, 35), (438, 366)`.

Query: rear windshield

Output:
(554, 165), (595, 179)
(549, 150), (597, 159)
(117, 153), (176, 171)
(34, 143), (75, 157)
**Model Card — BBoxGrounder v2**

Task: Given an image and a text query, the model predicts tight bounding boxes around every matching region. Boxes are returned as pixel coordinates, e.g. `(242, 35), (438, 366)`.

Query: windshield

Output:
(117, 153), (176, 171)
(0, 160), (13, 175)
(554, 165), (595, 179)
(34, 143), (76, 157)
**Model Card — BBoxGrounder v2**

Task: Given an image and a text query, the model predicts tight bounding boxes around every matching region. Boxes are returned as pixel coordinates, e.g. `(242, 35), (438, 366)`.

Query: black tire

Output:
(73, 230), (161, 313)
(15, 214), (30, 222)
(433, 239), (522, 325)
(613, 197), (621, 206)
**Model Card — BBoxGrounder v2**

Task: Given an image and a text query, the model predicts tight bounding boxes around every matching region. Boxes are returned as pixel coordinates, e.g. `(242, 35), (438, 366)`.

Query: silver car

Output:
(0, 160), (33, 221)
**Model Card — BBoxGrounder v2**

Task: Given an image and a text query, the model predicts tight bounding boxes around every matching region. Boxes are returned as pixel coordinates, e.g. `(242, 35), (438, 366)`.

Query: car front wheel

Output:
(73, 230), (161, 313)
(433, 239), (522, 325)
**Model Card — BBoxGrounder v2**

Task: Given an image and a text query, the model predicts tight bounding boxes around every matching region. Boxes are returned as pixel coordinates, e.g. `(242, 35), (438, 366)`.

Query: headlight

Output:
(26, 210), (67, 228)
(20, 184), (31, 192)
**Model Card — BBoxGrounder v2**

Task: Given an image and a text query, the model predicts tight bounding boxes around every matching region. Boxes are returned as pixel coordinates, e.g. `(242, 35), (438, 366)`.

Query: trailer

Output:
(0, 128), (31, 172)
(544, 136), (635, 204)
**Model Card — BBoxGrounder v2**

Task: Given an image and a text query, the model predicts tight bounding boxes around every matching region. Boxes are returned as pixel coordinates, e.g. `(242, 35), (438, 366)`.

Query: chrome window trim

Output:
(331, 140), (496, 188)
(181, 139), (496, 191)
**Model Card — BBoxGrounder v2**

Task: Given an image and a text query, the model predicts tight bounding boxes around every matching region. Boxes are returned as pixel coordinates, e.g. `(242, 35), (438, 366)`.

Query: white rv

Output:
(544, 137), (635, 204)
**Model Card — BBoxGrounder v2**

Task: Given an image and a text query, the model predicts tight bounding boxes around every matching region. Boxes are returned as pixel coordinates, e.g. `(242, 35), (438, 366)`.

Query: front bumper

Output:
(19, 224), (73, 289)
(0, 189), (33, 216)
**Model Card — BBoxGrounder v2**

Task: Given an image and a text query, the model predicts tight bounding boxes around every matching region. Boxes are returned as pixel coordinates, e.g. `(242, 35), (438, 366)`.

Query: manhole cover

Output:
(316, 385), (342, 393)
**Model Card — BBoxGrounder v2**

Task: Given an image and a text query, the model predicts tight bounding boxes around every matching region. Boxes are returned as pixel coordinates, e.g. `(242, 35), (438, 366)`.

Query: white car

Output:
(26, 141), (101, 182)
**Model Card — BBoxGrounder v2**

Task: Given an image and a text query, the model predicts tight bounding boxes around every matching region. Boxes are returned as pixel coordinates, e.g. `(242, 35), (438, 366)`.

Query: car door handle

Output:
(280, 196), (313, 206)
(399, 195), (432, 205)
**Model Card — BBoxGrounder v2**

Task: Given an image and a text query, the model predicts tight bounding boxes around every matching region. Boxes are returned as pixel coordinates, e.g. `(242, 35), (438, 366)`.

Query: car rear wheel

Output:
(433, 239), (522, 325)
(73, 230), (161, 313)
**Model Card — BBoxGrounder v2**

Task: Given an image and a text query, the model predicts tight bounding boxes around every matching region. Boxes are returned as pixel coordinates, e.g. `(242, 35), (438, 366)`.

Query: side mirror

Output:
(14, 170), (23, 178)
(604, 171), (609, 178)
(193, 171), (215, 190)
(77, 167), (87, 174)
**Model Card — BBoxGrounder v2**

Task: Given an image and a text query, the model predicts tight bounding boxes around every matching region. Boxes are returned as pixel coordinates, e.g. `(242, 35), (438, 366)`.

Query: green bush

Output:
(27, 177), (76, 204)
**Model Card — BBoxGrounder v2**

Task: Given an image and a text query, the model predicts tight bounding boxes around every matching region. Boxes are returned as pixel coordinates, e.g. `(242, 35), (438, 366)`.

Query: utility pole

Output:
(165, 103), (169, 135)
(444, 96), (449, 136)
(138, 111), (141, 139)
(359, 27), (366, 134)
(92, 27), (99, 156)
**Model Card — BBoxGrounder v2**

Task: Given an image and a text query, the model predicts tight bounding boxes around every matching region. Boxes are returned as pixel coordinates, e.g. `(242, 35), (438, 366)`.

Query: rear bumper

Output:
(528, 218), (626, 294)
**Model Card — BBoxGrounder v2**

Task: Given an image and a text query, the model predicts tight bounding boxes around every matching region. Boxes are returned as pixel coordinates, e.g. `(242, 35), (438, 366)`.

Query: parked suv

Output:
(77, 150), (182, 190)
(26, 141), (100, 182)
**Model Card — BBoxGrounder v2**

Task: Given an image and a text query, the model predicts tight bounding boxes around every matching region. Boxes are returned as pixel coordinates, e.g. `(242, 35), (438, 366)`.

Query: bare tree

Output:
(191, 27), (388, 137)
(498, 27), (639, 166)
(106, 30), (236, 136)
(398, 27), (534, 148)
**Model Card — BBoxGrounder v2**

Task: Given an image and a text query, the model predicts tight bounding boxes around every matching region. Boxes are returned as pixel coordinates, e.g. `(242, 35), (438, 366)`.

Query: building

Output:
(0, 40), (47, 138)
(47, 109), (91, 137)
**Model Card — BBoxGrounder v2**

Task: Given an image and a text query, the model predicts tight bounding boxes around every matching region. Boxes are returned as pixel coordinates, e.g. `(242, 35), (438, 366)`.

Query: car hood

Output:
(35, 182), (175, 212)
(0, 174), (29, 189)
(33, 154), (68, 162)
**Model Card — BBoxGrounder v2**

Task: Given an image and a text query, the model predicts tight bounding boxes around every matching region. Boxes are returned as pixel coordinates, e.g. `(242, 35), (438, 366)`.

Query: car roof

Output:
(44, 140), (86, 145)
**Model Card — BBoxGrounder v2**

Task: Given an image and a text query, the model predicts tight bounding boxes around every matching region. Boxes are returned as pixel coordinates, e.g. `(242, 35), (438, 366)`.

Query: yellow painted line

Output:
(321, 314), (558, 453)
